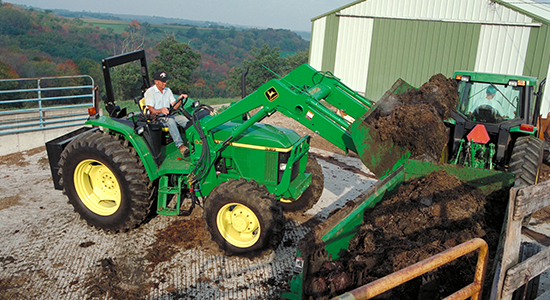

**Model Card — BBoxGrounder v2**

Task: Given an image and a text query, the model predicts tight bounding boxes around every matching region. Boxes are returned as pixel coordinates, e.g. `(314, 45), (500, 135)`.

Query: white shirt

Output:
(469, 96), (505, 115)
(144, 85), (175, 110)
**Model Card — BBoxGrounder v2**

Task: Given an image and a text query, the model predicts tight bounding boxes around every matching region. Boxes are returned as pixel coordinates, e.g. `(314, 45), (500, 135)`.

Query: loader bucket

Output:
(349, 79), (416, 179)
(281, 160), (513, 300)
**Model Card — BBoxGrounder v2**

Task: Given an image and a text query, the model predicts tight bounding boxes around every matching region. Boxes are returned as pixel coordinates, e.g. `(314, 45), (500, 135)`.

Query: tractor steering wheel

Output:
(472, 104), (501, 123)
(169, 95), (189, 116)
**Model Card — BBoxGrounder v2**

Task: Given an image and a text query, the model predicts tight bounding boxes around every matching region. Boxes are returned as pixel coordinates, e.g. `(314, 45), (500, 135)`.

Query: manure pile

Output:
(305, 171), (508, 299)
(369, 74), (458, 161)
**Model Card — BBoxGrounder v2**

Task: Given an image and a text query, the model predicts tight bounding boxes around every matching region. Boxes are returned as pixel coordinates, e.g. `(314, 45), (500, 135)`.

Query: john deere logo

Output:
(265, 87), (279, 102)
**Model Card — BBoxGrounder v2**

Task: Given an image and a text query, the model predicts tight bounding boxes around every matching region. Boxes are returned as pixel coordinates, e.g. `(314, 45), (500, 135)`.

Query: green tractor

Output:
(46, 50), (375, 255)
(447, 71), (547, 187)
(281, 71), (548, 299)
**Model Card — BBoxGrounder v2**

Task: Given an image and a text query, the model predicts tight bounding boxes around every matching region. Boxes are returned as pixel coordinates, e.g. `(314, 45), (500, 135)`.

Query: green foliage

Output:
(150, 35), (201, 95)
(227, 44), (285, 97)
(286, 50), (309, 71)
(227, 45), (309, 97)
(75, 57), (104, 92)
(0, 4), (310, 101)
(0, 59), (17, 98)
(111, 61), (142, 101)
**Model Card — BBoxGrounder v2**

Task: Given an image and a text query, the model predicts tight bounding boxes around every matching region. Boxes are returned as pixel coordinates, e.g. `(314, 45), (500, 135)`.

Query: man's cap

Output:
(487, 86), (497, 95)
(153, 71), (168, 82)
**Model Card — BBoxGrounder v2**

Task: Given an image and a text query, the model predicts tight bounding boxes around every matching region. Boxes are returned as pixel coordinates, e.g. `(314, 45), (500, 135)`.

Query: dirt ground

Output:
(0, 117), (376, 300)
(2, 79), (550, 299)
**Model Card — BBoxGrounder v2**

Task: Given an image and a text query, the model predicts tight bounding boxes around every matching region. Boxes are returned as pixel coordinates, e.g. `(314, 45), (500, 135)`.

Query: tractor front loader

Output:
(46, 50), (397, 255)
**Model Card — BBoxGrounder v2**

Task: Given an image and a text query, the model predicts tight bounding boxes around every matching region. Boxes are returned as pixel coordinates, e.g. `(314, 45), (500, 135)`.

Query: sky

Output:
(7, 0), (351, 32)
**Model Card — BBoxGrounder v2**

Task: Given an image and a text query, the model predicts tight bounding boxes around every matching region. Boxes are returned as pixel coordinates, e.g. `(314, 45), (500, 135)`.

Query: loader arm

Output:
(202, 64), (374, 154)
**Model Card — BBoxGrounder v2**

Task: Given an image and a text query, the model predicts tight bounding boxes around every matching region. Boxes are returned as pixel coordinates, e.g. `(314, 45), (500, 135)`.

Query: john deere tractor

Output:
(46, 50), (375, 255)
(447, 71), (547, 187)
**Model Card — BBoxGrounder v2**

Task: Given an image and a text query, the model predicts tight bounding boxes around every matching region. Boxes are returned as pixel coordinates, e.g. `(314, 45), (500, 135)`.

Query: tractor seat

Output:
(138, 98), (169, 132)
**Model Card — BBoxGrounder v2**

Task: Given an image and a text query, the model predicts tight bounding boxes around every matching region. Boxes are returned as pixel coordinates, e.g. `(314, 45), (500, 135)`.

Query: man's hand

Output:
(172, 94), (189, 110)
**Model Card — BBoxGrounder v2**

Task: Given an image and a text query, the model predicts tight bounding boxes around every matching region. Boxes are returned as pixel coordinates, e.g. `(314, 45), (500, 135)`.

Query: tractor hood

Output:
(211, 121), (302, 150)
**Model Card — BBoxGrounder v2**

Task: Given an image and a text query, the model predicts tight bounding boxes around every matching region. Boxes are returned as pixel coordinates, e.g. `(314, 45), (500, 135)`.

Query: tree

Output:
(128, 20), (140, 33)
(111, 61), (141, 101)
(186, 26), (200, 39)
(150, 35), (201, 94)
(76, 57), (103, 87)
(0, 60), (18, 100)
(286, 50), (309, 72)
(228, 44), (285, 97)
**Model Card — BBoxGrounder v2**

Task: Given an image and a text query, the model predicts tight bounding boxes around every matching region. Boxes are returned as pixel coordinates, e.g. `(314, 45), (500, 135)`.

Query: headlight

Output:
(279, 163), (287, 171)
(455, 75), (470, 82)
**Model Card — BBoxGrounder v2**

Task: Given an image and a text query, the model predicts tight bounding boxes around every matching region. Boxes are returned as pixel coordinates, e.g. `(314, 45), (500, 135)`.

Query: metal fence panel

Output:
(0, 75), (95, 135)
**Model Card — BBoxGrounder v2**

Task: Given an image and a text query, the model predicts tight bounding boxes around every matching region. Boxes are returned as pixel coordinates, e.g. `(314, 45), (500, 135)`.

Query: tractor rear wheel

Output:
(203, 178), (285, 255)
(280, 155), (324, 212)
(59, 130), (153, 233)
(508, 136), (545, 187)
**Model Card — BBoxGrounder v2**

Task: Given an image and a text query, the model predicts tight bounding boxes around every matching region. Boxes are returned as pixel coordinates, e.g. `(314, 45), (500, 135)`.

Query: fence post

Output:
(38, 78), (43, 128)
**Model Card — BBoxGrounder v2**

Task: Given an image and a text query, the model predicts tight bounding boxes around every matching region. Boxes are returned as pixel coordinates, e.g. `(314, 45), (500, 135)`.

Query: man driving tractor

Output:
(144, 71), (190, 156)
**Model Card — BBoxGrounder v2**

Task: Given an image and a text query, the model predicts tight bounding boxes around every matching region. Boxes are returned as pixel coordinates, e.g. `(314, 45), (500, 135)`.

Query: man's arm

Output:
(147, 105), (169, 115)
(171, 94), (189, 109)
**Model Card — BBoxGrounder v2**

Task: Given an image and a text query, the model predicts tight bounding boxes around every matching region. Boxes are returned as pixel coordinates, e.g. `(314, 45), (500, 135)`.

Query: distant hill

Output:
(0, 2), (310, 99)
(51, 8), (311, 41)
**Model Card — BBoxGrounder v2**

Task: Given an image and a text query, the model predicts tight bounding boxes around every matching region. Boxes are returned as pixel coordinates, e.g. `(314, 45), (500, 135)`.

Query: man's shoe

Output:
(179, 145), (190, 157)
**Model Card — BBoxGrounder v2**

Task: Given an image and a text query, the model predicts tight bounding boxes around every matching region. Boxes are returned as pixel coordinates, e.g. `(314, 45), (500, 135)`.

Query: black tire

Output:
(203, 178), (285, 255)
(59, 130), (153, 233)
(508, 136), (545, 187)
(280, 155), (324, 212)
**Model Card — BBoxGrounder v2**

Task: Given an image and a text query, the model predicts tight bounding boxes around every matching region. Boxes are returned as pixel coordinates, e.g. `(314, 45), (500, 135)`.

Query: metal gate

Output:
(0, 75), (95, 135)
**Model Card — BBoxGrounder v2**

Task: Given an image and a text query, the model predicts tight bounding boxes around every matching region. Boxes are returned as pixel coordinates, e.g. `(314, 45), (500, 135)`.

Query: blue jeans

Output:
(160, 114), (188, 148)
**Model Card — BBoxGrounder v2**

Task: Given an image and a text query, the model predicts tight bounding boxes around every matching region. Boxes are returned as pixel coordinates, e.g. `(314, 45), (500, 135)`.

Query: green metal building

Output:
(309, 0), (550, 116)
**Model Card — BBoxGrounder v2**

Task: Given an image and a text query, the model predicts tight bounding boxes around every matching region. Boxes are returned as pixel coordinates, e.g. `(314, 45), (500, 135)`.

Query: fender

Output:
(86, 116), (161, 181)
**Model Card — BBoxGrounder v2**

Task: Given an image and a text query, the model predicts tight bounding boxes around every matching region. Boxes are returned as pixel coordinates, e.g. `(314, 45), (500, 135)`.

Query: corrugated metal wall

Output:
(475, 25), (531, 74)
(309, 17), (327, 71)
(334, 17), (374, 93)
(525, 24), (550, 115)
(365, 19), (480, 100)
(321, 14), (340, 72)
(309, 0), (550, 109)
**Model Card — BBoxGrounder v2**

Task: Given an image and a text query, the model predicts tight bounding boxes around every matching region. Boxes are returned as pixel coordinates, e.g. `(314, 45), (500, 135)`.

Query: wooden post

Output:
(491, 180), (550, 299)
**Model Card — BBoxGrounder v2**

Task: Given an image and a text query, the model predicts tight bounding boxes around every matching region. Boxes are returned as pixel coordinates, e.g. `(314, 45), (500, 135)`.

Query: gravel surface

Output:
(0, 146), (375, 300)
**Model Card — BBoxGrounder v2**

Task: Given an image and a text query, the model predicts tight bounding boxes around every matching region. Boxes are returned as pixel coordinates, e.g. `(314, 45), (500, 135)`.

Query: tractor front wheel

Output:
(508, 136), (545, 187)
(280, 155), (324, 213)
(59, 131), (153, 233)
(203, 179), (285, 255)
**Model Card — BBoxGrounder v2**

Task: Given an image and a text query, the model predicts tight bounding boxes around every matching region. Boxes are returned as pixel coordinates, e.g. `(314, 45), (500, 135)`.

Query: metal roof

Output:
(312, 0), (550, 25)
(495, 0), (550, 24)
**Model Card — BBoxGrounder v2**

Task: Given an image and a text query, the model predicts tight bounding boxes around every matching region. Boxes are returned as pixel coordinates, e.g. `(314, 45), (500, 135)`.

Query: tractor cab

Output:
(448, 71), (544, 169)
(455, 72), (538, 125)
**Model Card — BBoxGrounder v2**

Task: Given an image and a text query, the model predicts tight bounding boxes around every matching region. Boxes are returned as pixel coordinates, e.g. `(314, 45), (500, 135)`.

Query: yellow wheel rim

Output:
(216, 203), (260, 248)
(74, 159), (121, 216)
